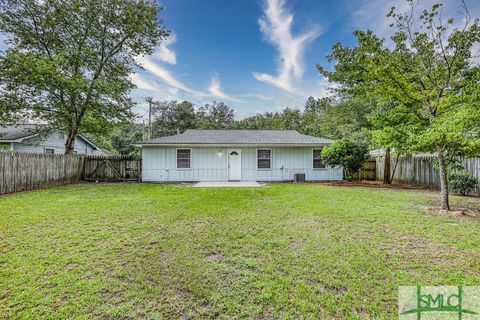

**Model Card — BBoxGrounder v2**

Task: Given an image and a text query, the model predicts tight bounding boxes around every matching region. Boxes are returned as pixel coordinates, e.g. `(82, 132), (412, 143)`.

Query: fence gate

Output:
(83, 155), (142, 181)
(354, 158), (377, 180)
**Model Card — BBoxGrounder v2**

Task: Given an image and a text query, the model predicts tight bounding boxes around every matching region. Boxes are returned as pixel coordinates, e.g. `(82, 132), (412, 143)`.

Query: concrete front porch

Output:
(192, 181), (264, 188)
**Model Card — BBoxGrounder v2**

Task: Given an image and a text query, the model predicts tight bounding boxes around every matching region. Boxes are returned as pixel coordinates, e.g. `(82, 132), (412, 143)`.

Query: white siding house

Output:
(137, 130), (342, 182)
(0, 124), (103, 155)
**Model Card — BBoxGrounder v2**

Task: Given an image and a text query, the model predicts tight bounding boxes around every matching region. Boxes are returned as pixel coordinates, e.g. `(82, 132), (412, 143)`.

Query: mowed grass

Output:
(0, 183), (479, 319)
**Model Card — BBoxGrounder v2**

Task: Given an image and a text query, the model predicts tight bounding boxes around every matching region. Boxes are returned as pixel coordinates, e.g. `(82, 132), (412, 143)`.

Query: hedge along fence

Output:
(0, 152), (85, 195)
(374, 154), (480, 193)
(0, 152), (142, 195)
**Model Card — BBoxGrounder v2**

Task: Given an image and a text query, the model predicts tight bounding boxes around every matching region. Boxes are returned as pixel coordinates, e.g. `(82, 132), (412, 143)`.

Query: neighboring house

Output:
(0, 124), (103, 155)
(136, 129), (342, 182)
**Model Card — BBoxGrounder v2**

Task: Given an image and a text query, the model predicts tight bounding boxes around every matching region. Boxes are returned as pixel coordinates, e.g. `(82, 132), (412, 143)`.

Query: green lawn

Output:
(0, 183), (479, 319)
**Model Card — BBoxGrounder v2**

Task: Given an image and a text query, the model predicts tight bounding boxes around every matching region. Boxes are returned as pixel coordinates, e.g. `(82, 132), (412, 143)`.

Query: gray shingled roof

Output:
(0, 124), (39, 141)
(137, 130), (333, 145)
(0, 124), (99, 149)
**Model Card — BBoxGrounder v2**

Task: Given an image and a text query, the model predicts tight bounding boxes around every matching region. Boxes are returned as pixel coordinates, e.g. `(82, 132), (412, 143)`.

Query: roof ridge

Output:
(136, 129), (333, 145)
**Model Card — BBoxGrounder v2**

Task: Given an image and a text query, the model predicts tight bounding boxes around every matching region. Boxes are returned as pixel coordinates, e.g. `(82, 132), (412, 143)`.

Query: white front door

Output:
(228, 149), (241, 181)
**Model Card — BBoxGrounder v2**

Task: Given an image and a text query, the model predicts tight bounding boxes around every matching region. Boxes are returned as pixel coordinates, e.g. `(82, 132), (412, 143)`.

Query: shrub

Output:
(321, 139), (370, 180)
(448, 171), (478, 196)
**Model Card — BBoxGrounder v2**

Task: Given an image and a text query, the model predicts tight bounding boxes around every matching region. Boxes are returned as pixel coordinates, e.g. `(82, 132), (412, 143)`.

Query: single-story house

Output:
(0, 124), (104, 155)
(135, 129), (343, 182)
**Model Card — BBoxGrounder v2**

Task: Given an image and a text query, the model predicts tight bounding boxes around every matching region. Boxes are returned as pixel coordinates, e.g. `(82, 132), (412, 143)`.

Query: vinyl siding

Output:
(12, 133), (95, 155)
(142, 146), (342, 182)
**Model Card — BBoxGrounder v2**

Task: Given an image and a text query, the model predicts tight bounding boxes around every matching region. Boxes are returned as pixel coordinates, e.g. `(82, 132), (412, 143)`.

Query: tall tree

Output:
(197, 101), (235, 128)
(233, 108), (302, 131)
(304, 97), (374, 142)
(318, 1), (480, 210)
(0, 0), (168, 153)
(110, 122), (145, 156)
(151, 100), (197, 138)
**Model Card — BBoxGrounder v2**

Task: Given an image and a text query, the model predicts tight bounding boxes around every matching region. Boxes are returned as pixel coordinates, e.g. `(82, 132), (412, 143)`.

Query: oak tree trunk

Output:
(437, 151), (450, 211)
(65, 132), (77, 155)
(383, 148), (391, 184)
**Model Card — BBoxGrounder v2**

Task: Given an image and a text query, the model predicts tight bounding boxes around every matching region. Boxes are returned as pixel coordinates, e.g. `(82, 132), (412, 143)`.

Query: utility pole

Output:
(146, 97), (153, 140)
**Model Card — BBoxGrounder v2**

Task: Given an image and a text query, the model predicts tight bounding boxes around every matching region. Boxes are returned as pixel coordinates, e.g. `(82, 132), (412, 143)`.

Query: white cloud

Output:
(133, 33), (204, 96)
(130, 73), (163, 92)
(140, 56), (204, 96)
(208, 75), (243, 103)
(156, 34), (177, 65)
(253, 0), (321, 93)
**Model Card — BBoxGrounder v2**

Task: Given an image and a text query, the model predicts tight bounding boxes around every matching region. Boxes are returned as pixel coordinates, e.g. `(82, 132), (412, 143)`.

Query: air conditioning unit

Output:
(293, 173), (305, 182)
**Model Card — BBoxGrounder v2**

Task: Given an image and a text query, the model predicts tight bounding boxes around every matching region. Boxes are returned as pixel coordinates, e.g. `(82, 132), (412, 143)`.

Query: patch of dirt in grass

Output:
(204, 252), (223, 261)
(289, 239), (306, 253)
(425, 207), (479, 219)
(324, 284), (348, 296)
(379, 226), (479, 269)
(257, 308), (274, 320)
(284, 216), (328, 234)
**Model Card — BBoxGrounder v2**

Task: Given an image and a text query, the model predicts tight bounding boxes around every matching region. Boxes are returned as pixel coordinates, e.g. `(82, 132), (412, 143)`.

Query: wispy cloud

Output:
(157, 33), (177, 65)
(138, 56), (204, 96)
(253, 0), (321, 93)
(208, 75), (243, 103)
(133, 33), (205, 97)
(130, 73), (163, 92)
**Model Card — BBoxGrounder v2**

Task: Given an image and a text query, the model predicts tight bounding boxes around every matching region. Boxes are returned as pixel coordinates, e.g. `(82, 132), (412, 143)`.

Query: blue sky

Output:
(132, 0), (480, 120)
(133, 0), (356, 119)
(1, 0), (478, 120)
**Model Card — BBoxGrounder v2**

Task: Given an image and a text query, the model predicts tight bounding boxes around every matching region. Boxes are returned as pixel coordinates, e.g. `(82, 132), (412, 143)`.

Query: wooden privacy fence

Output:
(374, 155), (480, 193)
(0, 152), (142, 195)
(354, 158), (377, 180)
(0, 152), (85, 195)
(83, 155), (141, 181)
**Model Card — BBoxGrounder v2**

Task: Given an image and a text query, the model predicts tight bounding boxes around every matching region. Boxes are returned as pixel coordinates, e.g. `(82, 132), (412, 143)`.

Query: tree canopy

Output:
(0, 0), (168, 153)
(318, 0), (480, 210)
(321, 139), (370, 181)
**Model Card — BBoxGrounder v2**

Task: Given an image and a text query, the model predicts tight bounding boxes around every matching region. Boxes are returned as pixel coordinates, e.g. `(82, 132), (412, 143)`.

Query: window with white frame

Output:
(45, 148), (55, 154)
(177, 149), (191, 169)
(257, 149), (271, 169)
(313, 149), (325, 169)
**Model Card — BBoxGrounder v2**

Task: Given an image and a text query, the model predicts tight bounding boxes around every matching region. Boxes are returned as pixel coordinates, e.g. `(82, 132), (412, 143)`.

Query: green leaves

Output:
(321, 139), (370, 181)
(318, 0), (480, 208)
(0, 0), (168, 152)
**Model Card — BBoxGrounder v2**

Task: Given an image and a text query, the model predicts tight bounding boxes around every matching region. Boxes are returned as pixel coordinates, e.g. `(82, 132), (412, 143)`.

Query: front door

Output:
(228, 149), (241, 181)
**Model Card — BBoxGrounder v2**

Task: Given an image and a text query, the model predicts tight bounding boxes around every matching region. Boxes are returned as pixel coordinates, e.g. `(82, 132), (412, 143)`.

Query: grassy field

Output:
(0, 183), (479, 319)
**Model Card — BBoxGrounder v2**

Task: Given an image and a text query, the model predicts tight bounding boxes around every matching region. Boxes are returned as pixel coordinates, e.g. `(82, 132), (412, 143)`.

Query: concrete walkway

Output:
(193, 181), (264, 188)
